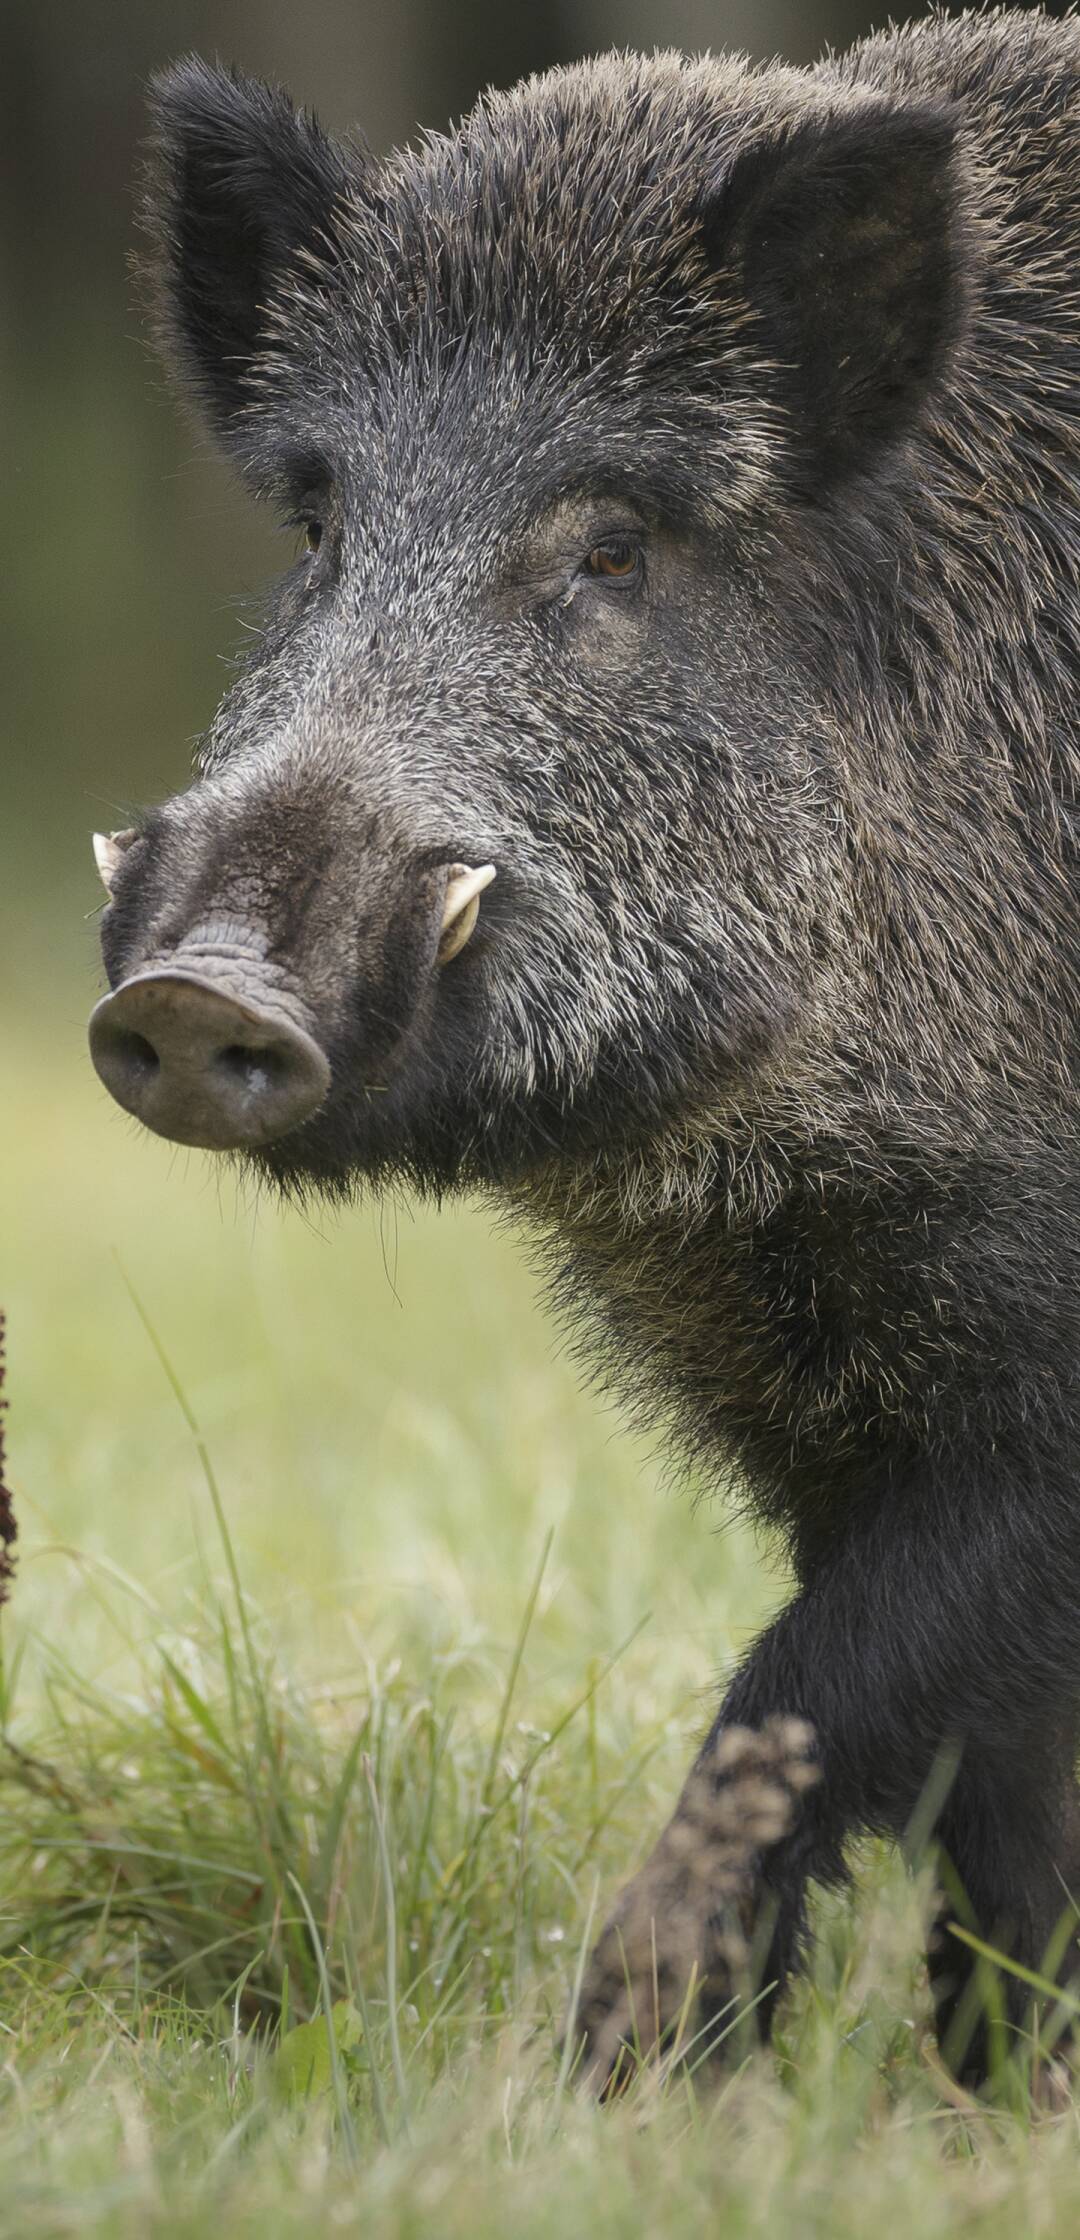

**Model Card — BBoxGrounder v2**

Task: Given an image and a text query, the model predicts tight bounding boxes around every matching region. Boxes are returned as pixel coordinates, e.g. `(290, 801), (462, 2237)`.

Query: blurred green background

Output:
(0, 0), (1067, 1682)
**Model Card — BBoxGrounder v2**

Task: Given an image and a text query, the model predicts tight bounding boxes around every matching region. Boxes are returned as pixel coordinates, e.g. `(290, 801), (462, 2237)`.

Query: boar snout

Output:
(88, 970), (331, 1151)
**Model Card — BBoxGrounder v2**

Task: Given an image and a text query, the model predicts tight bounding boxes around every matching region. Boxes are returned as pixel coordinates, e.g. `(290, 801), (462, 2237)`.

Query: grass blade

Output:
(287, 1872), (359, 2167)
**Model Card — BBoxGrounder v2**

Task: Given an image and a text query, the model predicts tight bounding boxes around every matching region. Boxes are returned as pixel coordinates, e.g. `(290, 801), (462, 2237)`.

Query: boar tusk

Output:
(438, 863), (496, 965)
(92, 828), (138, 896)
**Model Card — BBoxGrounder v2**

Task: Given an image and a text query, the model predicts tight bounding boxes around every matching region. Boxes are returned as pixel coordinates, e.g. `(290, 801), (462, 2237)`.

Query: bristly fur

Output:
(104, 8), (1080, 2087)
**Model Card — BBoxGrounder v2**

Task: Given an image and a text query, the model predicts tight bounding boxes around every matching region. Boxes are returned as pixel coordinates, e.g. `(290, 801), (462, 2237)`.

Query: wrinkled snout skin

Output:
(93, 22), (1080, 2094)
(94, 767), (468, 1167)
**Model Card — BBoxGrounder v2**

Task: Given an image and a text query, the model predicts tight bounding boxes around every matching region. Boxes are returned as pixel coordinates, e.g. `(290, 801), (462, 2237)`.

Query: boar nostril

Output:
(110, 1028), (160, 1083)
(218, 1043), (277, 1086)
(88, 972), (331, 1152)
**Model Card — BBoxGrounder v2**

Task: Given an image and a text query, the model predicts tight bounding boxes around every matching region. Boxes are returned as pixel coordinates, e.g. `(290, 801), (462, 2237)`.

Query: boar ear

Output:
(700, 103), (965, 488)
(143, 59), (350, 439)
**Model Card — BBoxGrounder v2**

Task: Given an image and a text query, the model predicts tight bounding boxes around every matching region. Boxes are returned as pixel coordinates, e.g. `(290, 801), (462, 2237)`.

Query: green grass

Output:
(3, 991), (1080, 2236)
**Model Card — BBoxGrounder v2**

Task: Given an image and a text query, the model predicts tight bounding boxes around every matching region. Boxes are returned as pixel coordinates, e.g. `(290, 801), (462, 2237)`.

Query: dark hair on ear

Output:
(699, 99), (970, 490)
(140, 57), (352, 440)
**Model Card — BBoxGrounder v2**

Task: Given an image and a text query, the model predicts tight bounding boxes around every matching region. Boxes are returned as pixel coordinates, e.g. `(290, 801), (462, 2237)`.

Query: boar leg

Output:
(574, 1461), (1080, 2091)
(924, 1746), (1080, 2082)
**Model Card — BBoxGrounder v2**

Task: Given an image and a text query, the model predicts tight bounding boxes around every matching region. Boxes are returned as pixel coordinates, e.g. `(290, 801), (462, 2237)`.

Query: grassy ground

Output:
(3, 980), (1080, 2237)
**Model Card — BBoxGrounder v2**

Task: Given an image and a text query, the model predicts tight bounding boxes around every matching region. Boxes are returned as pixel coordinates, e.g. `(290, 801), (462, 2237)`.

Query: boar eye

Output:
(582, 538), (642, 583)
(305, 520), (324, 555)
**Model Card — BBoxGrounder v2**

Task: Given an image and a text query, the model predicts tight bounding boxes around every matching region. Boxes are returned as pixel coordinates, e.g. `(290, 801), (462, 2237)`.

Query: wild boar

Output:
(90, 9), (1080, 2085)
